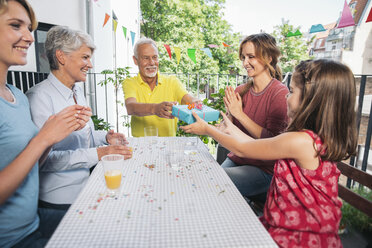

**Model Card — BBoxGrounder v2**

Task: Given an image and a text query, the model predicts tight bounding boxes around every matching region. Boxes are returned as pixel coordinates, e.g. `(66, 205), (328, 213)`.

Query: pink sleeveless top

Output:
(260, 130), (342, 248)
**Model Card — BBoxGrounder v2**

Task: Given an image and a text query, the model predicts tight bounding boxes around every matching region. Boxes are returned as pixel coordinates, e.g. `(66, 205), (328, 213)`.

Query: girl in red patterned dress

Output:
(181, 59), (357, 247)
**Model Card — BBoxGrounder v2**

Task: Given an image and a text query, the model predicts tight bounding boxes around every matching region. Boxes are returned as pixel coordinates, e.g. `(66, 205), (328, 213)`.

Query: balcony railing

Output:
(6, 70), (372, 178)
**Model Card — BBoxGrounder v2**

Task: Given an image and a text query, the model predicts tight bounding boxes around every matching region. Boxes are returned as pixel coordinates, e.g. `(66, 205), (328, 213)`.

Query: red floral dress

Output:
(260, 130), (342, 248)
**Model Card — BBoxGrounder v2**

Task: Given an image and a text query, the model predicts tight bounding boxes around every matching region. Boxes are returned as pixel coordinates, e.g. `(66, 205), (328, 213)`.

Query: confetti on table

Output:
(46, 137), (277, 248)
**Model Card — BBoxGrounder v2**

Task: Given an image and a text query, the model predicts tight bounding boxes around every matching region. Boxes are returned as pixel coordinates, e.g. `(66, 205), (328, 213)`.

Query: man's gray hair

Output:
(45, 26), (96, 70)
(133, 37), (158, 59)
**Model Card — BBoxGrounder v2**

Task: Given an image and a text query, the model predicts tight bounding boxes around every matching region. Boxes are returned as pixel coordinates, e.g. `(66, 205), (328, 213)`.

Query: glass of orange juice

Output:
(102, 154), (124, 197)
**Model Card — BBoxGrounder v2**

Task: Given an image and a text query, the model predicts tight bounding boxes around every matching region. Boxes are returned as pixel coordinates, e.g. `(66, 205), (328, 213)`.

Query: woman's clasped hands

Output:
(38, 105), (92, 147)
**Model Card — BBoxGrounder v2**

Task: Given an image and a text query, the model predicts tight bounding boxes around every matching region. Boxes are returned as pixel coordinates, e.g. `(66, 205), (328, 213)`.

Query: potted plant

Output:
(99, 67), (131, 133)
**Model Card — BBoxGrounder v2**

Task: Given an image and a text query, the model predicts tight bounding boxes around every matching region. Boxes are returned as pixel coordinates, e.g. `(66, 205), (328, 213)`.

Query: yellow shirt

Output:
(123, 73), (188, 137)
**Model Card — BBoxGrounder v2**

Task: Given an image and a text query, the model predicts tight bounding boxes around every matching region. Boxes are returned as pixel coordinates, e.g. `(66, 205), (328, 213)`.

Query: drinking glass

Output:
(102, 154), (124, 197)
(144, 126), (158, 144)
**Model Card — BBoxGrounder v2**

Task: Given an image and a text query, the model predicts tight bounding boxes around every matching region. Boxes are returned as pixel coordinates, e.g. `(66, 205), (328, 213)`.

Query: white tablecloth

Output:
(46, 137), (277, 248)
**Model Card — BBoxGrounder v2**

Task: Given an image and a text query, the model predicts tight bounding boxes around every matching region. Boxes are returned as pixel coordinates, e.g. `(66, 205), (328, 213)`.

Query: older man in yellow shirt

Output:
(123, 38), (199, 137)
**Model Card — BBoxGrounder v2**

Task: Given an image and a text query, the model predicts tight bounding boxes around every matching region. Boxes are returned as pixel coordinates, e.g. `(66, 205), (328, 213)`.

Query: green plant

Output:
(202, 88), (226, 146)
(122, 114), (131, 137)
(99, 67), (131, 132)
(91, 115), (112, 131)
(340, 185), (372, 233)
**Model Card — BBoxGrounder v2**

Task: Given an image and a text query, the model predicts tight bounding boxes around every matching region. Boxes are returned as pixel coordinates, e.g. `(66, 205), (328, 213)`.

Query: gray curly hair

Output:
(45, 26), (96, 70)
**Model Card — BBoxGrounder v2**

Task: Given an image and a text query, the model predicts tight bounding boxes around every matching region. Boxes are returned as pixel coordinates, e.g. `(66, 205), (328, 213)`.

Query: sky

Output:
(223, 0), (347, 35)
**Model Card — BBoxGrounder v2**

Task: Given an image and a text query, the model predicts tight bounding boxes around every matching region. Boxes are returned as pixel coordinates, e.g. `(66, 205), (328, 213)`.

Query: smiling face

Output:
(286, 74), (303, 121)
(134, 43), (159, 79)
(240, 42), (269, 80)
(60, 44), (93, 84)
(0, 0), (34, 69)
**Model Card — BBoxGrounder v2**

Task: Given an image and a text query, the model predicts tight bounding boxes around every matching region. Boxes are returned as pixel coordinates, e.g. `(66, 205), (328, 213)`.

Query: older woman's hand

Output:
(97, 145), (133, 160)
(75, 106), (92, 130)
(106, 130), (129, 145)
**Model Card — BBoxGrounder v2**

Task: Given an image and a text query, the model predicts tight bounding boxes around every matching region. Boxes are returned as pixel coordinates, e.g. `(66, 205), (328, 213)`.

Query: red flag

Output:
(103, 13), (110, 27)
(366, 7), (372, 23)
(164, 44), (172, 59)
(222, 42), (230, 47)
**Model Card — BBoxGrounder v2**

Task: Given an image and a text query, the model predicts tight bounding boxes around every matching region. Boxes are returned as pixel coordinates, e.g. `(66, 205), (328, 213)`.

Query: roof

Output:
(349, 0), (369, 24)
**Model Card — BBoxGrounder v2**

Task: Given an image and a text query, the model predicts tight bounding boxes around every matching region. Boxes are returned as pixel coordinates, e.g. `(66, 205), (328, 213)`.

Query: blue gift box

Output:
(172, 105), (220, 124)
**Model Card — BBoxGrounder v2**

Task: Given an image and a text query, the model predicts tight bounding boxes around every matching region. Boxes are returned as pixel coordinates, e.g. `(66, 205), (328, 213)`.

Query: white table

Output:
(46, 137), (277, 248)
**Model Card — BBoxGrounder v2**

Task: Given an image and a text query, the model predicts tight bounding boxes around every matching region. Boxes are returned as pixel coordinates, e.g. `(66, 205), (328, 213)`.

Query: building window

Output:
(34, 23), (54, 73)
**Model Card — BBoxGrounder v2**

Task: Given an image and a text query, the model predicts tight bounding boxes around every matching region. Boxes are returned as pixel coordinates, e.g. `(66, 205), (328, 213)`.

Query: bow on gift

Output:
(187, 103), (203, 110)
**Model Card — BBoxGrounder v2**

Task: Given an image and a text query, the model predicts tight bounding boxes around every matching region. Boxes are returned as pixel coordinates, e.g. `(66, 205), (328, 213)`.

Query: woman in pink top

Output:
(182, 59), (357, 247)
(221, 33), (289, 202)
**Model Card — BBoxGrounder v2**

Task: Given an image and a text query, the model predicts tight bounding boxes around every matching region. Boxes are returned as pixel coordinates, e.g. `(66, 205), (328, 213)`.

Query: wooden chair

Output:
(337, 161), (372, 218)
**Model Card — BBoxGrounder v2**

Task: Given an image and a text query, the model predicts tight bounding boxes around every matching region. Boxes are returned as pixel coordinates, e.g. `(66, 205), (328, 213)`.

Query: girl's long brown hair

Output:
(287, 59), (357, 161)
(238, 33), (282, 97)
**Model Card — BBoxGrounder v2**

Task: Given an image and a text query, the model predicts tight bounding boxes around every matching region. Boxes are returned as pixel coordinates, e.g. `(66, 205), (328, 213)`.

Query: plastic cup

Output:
(102, 154), (124, 196)
(144, 126), (158, 144)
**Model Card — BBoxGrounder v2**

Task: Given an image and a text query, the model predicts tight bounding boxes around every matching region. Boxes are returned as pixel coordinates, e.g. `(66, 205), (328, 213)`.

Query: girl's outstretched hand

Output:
(38, 105), (87, 147)
(224, 86), (243, 119)
(218, 111), (245, 138)
(180, 111), (209, 135)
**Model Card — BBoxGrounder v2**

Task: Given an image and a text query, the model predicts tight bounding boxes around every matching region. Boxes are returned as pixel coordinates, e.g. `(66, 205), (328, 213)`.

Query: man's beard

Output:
(145, 66), (158, 77)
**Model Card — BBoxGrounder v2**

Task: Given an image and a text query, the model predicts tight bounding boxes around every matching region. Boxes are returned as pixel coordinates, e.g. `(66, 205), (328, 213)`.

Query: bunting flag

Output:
(164, 44), (172, 59)
(222, 42), (230, 47)
(208, 44), (219, 48)
(103, 13), (110, 27)
(366, 7), (372, 23)
(293, 29), (302, 36)
(337, 0), (355, 28)
(200, 48), (212, 58)
(174, 47), (181, 65)
(286, 29), (302, 37)
(122, 26), (127, 38)
(187, 48), (197, 64)
(113, 19), (118, 33)
(130, 31), (136, 46)
(309, 24), (326, 33)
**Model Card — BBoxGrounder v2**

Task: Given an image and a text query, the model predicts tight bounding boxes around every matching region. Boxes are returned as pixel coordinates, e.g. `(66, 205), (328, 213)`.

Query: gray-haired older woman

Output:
(26, 26), (132, 210)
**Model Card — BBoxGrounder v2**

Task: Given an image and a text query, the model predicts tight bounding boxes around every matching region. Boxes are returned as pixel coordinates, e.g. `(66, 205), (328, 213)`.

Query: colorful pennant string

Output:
(366, 7), (372, 23)
(208, 44), (219, 48)
(187, 49), (197, 64)
(200, 48), (212, 58)
(173, 47), (181, 65)
(222, 42), (230, 47)
(286, 29), (302, 37)
(122, 26), (127, 38)
(337, 0), (355, 28)
(164, 44), (172, 59)
(309, 24), (326, 33)
(113, 19), (118, 33)
(103, 13), (110, 27)
(130, 31), (136, 46)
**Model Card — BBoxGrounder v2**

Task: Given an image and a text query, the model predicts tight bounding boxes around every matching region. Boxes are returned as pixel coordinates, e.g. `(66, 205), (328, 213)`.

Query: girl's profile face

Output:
(240, 42), (267, 79)
(286, 75), (302, 120)
(0, 1), (34, 68)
